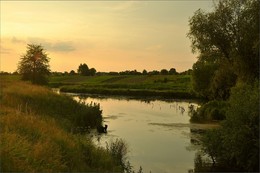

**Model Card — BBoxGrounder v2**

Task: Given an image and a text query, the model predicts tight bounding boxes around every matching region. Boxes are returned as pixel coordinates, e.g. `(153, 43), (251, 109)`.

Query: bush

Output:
(190, 100), (228, 123)
(106, 138), (128, 170)
(220, 82), (259, 171)
(200, 82), (259, 172)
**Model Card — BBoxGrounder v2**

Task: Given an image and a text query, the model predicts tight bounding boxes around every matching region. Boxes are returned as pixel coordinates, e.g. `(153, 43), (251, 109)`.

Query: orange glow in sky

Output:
(1, 1), (213, 73)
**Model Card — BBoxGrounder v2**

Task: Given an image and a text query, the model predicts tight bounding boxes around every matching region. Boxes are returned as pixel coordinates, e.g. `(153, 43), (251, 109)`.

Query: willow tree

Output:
(18, 44), (51, 85)
(188, 0), (259, 82)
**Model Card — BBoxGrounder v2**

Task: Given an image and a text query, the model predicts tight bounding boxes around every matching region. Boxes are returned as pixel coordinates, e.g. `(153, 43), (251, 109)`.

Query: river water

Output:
(66, 94), (202, 173)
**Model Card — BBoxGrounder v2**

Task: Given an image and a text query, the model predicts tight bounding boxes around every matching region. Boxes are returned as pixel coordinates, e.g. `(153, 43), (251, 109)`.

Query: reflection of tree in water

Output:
(190, 128), (232, 173)
(194, 153), (215, 172)
(188, 127), (216, 172)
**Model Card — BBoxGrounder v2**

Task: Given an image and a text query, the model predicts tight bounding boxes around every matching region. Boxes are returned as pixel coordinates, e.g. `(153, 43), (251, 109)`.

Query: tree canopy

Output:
(188, 0), (259, 99)
(17, 44), (50, 85)
(188, 0), (259, 171)
(77, 63), (96, 76)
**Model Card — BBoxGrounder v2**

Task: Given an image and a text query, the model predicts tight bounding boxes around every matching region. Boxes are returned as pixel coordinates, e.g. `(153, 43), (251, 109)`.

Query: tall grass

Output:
(0, 79), (123, 172)
(2, 81), (102, 130)
(0, 106), (121, 172)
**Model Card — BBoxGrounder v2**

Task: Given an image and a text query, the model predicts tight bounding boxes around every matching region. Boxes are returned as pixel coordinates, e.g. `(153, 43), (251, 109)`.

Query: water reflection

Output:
(69, 94), (202, 173)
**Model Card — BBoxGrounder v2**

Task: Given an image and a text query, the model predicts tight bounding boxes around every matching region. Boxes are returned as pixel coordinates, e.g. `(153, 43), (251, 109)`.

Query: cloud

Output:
(28, 37), (76, 52)
(11, 37), (26, 44)
(50, 42), (75, 52)
(0, 45), (11, 54)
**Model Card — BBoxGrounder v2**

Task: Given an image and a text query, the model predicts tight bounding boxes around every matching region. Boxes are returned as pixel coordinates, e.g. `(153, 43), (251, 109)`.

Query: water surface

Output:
(72, 95), (200, 173)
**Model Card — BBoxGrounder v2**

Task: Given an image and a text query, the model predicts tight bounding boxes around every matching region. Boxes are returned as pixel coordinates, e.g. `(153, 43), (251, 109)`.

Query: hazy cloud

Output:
(28, 37), (75, 52)
(0, 45), (11, 54)
(11, 37), (26, 44)
(50, 42), (75, 52)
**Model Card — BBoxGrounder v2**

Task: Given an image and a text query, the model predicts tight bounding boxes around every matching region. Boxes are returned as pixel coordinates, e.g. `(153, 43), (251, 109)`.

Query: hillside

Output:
(0, 78), (124, 172)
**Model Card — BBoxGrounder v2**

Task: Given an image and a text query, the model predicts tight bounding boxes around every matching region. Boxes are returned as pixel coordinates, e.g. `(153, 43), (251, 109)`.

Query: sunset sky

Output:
(1, 1), (213, 73)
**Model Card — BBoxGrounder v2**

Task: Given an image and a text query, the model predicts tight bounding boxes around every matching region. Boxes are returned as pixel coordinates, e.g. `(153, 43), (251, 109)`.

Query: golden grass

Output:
(0, 79), (121, 172)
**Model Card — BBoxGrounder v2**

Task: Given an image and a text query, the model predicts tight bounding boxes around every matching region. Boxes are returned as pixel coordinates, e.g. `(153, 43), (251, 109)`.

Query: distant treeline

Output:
(1, 68), (192, 76)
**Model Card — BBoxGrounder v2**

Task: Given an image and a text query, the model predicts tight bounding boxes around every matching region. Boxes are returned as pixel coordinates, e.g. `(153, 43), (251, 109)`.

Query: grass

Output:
(0, 77), (124, 172)
(2, 80), (103, 130)
(49, 74), (196, 99)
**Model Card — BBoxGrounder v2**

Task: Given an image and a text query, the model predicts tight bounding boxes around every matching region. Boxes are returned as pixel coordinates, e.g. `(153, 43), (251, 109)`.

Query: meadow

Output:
(49, 74), (196, 99)
(0, 77), (126, 172)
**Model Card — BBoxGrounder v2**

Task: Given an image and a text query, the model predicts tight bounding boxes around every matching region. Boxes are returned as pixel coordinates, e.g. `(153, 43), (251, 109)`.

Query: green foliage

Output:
(188, 0), (259, 82)
(191, 53), (219, 99)
(78, 63), (96, 76)
(220, 83), (259, 171)
(194, 154), (214, 172)
(189, 0), (259, 171)
(17, 44), (50, 85)
(78, 63), (89, 75)
(200, 83), (259, 172)
(190, 100), (228, 123)
(210, 63), (237, 100)
(106, 139), (128, 170)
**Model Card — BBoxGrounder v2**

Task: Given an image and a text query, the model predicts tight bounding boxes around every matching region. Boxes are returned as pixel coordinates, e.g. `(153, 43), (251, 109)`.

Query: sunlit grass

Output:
(0, 79), (122, 172)
(2, 80), (102, 130)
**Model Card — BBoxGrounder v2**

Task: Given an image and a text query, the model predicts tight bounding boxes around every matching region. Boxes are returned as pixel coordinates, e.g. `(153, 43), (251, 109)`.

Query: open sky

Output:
(1, 1), (213, 73)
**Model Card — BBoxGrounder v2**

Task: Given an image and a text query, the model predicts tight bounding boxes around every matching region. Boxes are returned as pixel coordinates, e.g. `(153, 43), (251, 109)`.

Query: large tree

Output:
(77, 63), (96, 76)
(188, 0), (259, 83)
(18, 44), (50, 85)
(77, 63), (89, 76)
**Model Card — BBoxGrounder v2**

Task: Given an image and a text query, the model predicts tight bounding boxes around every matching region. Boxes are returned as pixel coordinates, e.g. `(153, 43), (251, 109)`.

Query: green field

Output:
(50, 74), (196, 99)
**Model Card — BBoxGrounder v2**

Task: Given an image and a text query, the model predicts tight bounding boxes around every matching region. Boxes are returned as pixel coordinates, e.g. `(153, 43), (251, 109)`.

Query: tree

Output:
(191, 52), (219, 99)
(188, 0), (259, 82)
(78, 63), (89, 76)
(169, 68), (177, 75)
(201, 83), (259, 171)
(221, 83), (259, 171)
(89, 68), (96, 76)
(142, 69), (147, 75)
(210, 63), (237, 100)
(17, 44), (50, 85)
(77, 64), (96, 76)
(160, 69), (168, 75)
(69, 70), (76, 75)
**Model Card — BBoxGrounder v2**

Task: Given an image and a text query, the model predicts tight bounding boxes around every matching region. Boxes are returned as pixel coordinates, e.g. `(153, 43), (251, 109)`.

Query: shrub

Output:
(190, 100), (228, 123)
(200, 82), (259, 172)
(106, 138), (129, 170)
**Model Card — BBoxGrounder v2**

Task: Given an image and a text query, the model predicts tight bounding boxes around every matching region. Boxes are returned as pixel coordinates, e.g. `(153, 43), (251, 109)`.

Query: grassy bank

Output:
(0, 78), (123, 172)
(50, 74), (197, 99)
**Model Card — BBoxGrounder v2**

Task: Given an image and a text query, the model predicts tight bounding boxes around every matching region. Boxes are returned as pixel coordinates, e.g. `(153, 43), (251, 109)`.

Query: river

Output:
(65, 93), (203, 173)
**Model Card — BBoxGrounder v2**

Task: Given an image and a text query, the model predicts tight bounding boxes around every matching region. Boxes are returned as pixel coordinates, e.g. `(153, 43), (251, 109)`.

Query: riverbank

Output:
(50, 74), (198, 99)
(0, 78), (123, 172)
